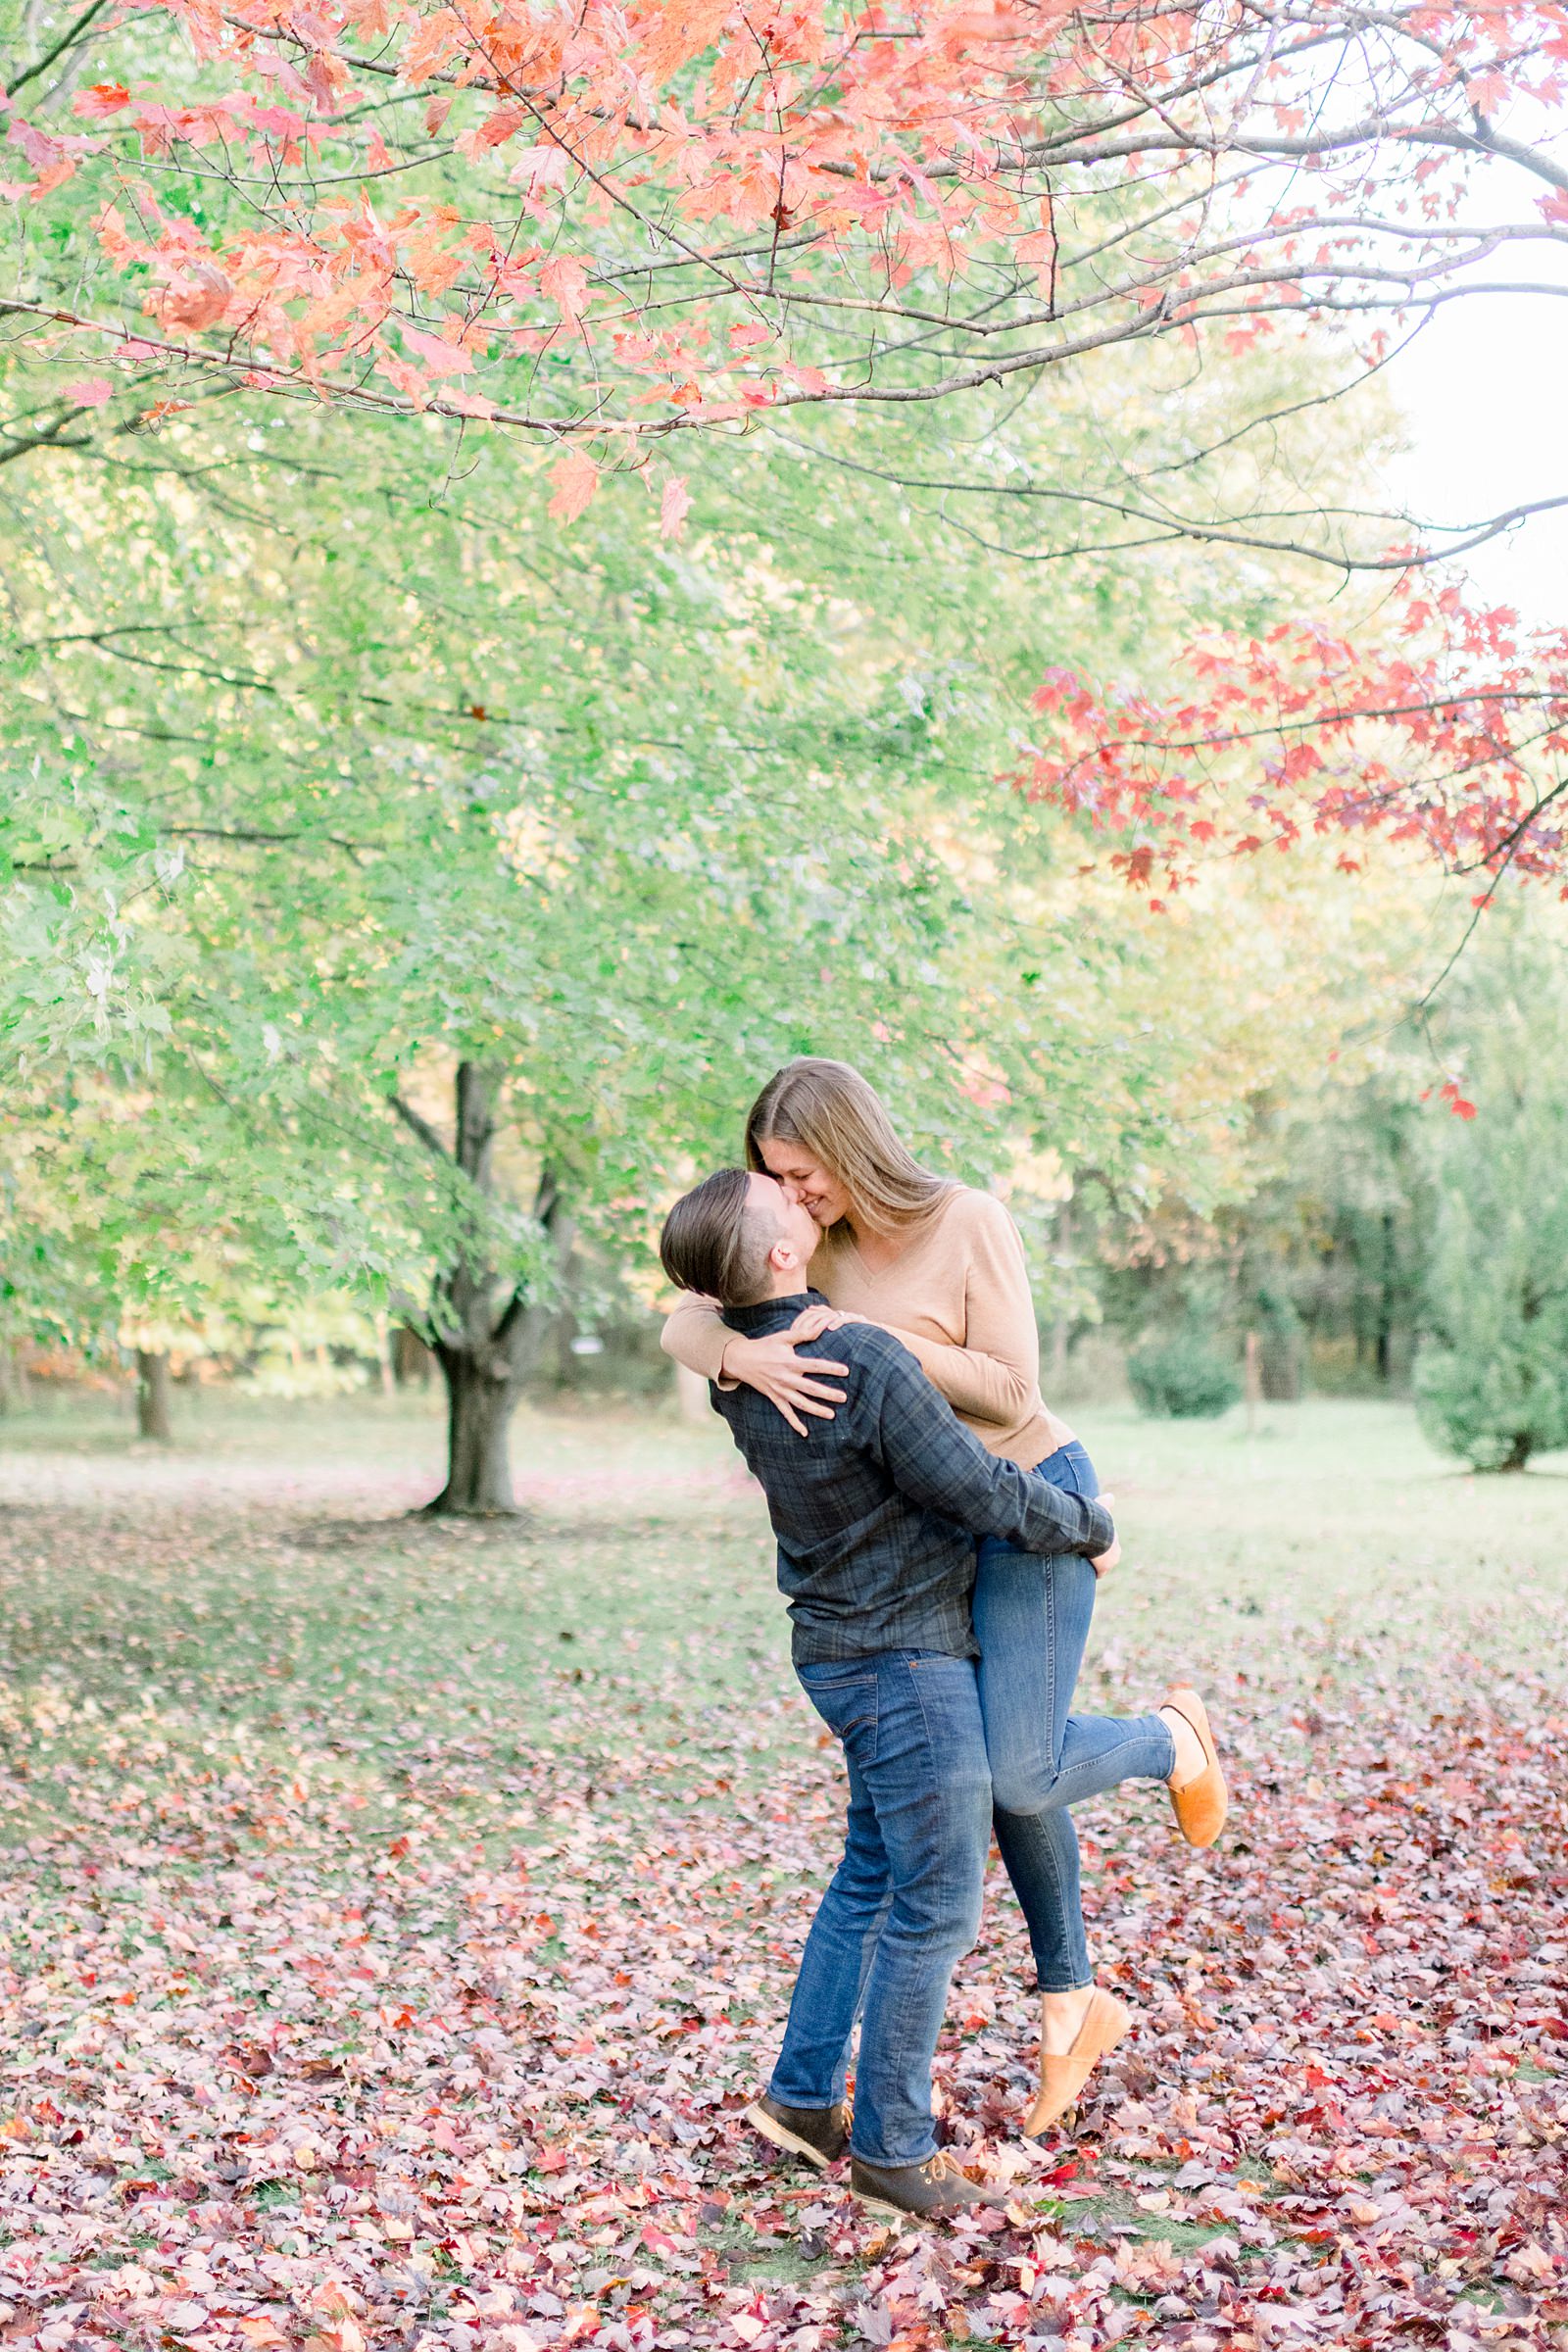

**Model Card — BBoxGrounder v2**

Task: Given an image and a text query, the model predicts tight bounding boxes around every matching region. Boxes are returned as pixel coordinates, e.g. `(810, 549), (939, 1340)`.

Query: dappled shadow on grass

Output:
(1437, 1466), (1568, 1481)
(285, 1515), (543, 1552)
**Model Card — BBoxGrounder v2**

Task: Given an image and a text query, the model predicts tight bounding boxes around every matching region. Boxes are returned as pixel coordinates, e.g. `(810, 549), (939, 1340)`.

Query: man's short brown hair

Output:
(660, 1168), (778, 1307)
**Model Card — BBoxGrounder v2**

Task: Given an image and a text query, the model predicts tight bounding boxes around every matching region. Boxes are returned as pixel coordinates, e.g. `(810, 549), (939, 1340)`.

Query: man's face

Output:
(748, 1171), (820, 1276)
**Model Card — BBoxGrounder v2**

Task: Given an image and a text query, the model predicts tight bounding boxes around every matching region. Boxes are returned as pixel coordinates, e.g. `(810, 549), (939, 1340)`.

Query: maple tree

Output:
(2, 0), (1564, 549)
(0, 196), (1550, 1511)
(4, 393), (1193, 1509)
(1013, 583), (1568, 919)
(6, 0), (1568, 918)
(5, 327), (1430, 1507)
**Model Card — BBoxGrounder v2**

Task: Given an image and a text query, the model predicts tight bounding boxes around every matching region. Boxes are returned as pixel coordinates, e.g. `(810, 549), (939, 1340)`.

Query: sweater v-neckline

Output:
(838, 1205), (941, 1284)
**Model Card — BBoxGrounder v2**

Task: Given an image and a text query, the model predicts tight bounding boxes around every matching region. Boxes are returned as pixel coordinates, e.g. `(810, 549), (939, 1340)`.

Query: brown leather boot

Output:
(744, 2091), (850, 2168)
(849, 2149), (1002, 2220)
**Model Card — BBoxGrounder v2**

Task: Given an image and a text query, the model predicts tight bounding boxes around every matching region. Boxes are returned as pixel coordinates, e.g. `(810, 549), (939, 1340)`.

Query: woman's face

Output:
(757, 1135), (854, 1231)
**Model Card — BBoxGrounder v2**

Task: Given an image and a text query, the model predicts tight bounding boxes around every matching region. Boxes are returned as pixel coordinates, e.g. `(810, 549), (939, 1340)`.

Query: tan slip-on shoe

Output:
(1163, 1686), (1228, 1848)
(1023, 1985), (1131, 2135)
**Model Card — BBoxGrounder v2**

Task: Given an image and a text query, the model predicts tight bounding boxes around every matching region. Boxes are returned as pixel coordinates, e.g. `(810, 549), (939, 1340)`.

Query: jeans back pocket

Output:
(797, 1663), (878, 1746)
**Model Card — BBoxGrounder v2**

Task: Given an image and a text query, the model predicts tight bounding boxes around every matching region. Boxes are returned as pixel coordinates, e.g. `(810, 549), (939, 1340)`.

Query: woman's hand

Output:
(719, 1326), (851, 1438)
(1091, 1492), (1119, 1578)
(785, 1304), (865, 1342)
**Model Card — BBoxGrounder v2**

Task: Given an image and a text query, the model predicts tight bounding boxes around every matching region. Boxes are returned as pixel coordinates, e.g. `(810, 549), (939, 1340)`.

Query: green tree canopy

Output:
(0, 324), (1455, 1500)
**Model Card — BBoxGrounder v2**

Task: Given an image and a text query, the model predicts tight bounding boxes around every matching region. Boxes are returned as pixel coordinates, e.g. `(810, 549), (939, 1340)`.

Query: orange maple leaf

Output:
(548, 447), (600, 524)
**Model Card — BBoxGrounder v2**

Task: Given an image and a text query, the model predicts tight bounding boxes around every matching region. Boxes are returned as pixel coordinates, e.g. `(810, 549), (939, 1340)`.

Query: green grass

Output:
(1081, 1393), (1568, 1689)
(1, 1388), (1564, 1856)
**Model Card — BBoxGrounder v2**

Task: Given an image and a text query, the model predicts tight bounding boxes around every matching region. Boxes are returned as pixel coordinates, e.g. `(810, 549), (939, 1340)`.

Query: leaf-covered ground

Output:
(0, 1393), (1564, 2352)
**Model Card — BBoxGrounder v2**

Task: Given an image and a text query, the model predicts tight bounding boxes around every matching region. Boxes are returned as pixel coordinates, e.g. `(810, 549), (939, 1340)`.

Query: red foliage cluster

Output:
(1013, 584), (1568, 906)
(11, 3), (1568, 855)
(7, 0), (1568, 447)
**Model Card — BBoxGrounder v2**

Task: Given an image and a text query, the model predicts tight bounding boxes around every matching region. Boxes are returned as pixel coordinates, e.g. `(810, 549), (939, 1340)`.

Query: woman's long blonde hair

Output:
(745, 1058), (957, 1234)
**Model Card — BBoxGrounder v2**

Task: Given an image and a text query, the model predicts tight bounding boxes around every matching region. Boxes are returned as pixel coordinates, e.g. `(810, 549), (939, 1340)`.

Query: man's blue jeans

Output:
(978, 1441), (1176, 1992)
(768, 1649), (992, 2169)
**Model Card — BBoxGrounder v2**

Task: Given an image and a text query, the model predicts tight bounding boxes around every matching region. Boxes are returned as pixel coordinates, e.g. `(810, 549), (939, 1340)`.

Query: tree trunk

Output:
(1496, 1432), (1532, 1473)
(397, 1063), (570, 1516)
(135, 1349), (174, 1444)
(425, 1351), (519, 1514)
(1375, 1208), (1396, 1383)
(0, 1348), (30, 1413)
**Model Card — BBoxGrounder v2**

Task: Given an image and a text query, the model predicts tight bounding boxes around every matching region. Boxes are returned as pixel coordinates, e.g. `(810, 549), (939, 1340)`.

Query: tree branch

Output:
(389, 1096), (452, 1163)
(5, 0), (116, 98)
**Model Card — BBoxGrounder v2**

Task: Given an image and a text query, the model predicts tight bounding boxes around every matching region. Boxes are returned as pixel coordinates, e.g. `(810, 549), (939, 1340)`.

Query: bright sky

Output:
(1384, 249), (1568, 633)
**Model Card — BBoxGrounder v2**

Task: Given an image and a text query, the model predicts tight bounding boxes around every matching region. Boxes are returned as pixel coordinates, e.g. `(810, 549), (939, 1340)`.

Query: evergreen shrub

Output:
(1412, 936), (1568, 1474)
(1415, 1333), (1568, 1472)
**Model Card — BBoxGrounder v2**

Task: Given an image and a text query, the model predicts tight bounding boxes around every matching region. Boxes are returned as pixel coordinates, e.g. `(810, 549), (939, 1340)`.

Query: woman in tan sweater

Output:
(662, 1058), (1225, 2132)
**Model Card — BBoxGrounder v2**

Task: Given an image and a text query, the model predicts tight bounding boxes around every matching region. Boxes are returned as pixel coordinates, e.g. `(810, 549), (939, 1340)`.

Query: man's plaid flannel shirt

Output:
(710, 1290), (1114, 1666)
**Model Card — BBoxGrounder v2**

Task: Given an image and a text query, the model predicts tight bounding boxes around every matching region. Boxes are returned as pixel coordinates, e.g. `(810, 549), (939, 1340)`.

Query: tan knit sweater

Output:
(661, 1184), (1074, 1471)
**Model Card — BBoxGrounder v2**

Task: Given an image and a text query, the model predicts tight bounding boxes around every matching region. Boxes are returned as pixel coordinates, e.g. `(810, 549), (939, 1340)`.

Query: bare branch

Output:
(167, 825), (371, 858)
(390, 1096), (452, 1164)
(763, 429), (1568, 578)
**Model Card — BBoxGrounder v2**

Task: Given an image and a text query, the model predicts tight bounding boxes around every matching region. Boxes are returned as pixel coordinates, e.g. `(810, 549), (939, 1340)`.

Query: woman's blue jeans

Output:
(977, 1440), (1176, 1992)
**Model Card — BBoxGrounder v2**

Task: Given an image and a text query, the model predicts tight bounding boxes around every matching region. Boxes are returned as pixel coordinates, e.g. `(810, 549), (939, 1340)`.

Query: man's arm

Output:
(857, 1336), (1115, 1557)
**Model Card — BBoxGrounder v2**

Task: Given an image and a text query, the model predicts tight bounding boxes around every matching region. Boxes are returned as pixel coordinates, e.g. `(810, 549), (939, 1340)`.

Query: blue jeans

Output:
(770, 1649), (992, 2169)
(978, 1441), (1176, 1993)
